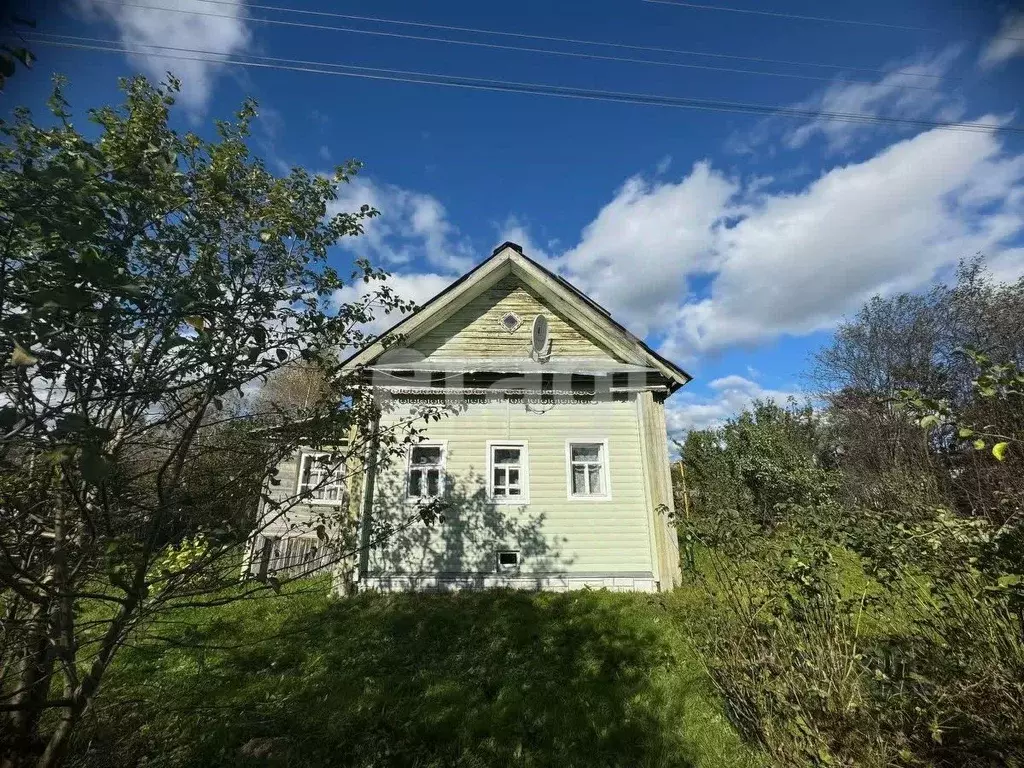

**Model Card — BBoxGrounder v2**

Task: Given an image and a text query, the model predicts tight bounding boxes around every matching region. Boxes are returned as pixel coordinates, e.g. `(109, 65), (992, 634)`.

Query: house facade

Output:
(247, 242), (690, 593)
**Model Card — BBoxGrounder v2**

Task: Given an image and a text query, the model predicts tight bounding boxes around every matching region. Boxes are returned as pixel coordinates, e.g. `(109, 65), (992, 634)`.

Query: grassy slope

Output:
(69, 583), (757, 768)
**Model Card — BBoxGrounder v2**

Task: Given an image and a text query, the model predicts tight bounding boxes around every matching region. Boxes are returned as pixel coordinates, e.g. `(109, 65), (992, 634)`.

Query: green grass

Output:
(69, 583), (758, 768)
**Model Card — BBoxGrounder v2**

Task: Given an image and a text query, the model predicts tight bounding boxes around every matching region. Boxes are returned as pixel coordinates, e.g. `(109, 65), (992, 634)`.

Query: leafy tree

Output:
(680, 333), (1024, 766)
(0, 75), (433, 766)
(679, 399), (837, 552)
(811, 259), (1024, 511)
(0, 12), (35, 92)
(895, 350), (1024, 603)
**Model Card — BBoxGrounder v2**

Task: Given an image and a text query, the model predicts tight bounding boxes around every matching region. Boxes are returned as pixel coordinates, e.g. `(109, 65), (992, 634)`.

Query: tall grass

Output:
(679, 546), (1024, 768)
(66, 582), (758, 768)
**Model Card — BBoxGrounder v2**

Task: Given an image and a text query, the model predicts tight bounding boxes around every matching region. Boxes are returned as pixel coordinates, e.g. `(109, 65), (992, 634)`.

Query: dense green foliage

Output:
(678, 264), (1024, 767)
(0, 75), (428, 766)
(64, 584), (755, 768)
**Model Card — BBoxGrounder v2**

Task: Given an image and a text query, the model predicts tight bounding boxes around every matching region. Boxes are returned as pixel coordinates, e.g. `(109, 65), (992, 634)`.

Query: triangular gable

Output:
(342, 243), (692, 392)
(411, 273), (618, 362)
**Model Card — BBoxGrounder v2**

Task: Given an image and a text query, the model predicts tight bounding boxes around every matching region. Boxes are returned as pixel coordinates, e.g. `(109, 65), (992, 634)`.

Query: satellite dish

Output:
(531, 314), (551, 361)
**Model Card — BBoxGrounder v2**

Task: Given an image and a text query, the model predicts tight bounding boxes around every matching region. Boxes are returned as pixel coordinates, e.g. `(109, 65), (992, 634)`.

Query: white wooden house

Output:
(247, 242), (691, 593)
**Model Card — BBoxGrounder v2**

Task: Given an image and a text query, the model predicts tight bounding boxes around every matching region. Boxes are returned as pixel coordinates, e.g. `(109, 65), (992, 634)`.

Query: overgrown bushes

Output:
(677, 262), (1024, 767)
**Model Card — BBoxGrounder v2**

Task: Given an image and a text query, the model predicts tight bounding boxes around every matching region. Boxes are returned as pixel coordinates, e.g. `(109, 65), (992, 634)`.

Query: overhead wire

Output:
(644, 0), (1024, 42)
(77, 0), (948, 92)
(28, 34), (1024, 136)
(127, 0), (949, 81)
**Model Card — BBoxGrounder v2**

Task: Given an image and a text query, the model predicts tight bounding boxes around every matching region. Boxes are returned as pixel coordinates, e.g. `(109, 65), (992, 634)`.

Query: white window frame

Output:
(296, 451), (346, 505)
(486, 440), (529, 504)
(495, 550), (521, 572)
(565, 439), (612, 501)
(405, 440), (447, 501)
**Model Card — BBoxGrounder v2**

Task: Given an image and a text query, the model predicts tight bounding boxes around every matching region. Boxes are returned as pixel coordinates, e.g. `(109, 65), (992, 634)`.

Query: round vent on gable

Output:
(500, 311), (522, 333)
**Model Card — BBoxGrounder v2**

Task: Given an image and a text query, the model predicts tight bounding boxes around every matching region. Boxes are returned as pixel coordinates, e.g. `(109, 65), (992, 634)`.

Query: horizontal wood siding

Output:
(367, 396), (655, 579)
(258, 451), (353, 535)
(410, 275), (618, 361)
(243, 449), (359, 580)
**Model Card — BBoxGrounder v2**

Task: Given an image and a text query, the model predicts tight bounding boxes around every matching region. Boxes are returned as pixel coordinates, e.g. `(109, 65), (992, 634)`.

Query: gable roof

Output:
(341, 242), (692, 393)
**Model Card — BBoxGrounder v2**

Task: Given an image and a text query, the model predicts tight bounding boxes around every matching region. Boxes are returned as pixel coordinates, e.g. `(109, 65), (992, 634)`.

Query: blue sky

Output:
(12, 0), (1024, 436)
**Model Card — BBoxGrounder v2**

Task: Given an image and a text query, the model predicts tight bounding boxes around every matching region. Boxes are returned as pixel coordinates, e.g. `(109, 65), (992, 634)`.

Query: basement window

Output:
(496, 550), (520, 571)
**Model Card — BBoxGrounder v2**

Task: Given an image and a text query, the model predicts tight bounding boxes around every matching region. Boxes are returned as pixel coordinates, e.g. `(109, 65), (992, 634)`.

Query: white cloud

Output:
(497, 215), (556, 265)
(556, 162), (739, 339)
(669, 122), (1024, 356)
(665, 375), (799, 437)
(331, 177), (474, 274)
(979, 12), (1024, 68)
(987, 247), (1024, 284)
(538, 119), (1024, 361)
(785, 46), (964, 152)
(332, 272), (454, 338)
(75, 0), (250, 114)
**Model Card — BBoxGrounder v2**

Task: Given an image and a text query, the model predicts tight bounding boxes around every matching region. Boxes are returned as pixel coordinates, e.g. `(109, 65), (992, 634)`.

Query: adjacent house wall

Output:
(242, 446), (358, 582)
(360, 394), (663, 592)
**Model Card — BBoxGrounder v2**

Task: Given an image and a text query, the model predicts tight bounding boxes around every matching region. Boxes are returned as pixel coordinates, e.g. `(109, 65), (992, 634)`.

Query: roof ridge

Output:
(491, 240), (524, 257)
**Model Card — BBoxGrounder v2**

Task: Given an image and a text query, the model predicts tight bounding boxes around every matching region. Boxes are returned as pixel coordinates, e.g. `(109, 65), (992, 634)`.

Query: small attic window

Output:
(500, 311), (522, 333)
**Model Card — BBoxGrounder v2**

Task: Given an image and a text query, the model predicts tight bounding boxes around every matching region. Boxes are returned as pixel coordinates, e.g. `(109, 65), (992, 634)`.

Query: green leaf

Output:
(992, 442), (1009, 461)
(10, 48), (34, 68)
(957, 427), (974, 438)
(973, 439), (986, 450)
(919, 414), (940, 430)
(10, 343), (38, 366)
(118, 283), (147, 298)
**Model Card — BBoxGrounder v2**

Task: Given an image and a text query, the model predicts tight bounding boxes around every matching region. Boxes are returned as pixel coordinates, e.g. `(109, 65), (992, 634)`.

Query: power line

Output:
(148, 0), (948, 81)
(28, 34), (1024, 136)
(79, 0), (947, 92)
(644, 0), (1024, 42)
(643, 0), (939, 31)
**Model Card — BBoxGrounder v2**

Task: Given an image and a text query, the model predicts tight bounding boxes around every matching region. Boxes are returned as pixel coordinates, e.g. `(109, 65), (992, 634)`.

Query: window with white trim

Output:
(297, 452), (345, 503)
(567, 441), (609, 499)
(407, 443), (445, 500)
(488, 442), (528, 503)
